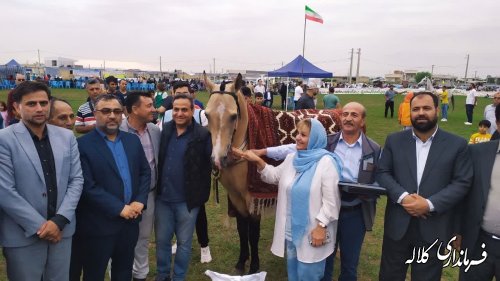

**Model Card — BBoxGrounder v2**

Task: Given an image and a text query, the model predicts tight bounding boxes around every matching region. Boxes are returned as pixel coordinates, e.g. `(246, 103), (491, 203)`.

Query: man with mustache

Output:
(253, 102), (381, 281)
(73, 94), (150, 281)
(377, 92), (473, 281)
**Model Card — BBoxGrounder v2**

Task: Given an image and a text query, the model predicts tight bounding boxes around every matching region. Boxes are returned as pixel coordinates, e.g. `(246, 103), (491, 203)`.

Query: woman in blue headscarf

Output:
(233, 118), (342, 281)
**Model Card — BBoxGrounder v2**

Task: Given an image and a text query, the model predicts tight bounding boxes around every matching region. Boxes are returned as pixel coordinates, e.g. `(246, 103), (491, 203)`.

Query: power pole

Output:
(474, 71), (477, 79)
(213, 58), (216, 78)
(464, 54), (470, 82)
(348, 48), (354, 84)
(103, 60), (106, 71)
(37, 49), (42, 76)
(159, 56), (162, 74)
(355, 48), (361, 83)
(431, 65), (434, 76)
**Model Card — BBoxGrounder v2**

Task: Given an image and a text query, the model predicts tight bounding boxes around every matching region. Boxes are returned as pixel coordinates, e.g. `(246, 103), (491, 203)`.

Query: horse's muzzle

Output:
(211, 155), (229, 170)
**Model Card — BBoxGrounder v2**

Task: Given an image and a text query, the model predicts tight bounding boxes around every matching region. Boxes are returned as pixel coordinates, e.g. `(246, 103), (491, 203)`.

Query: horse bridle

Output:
(209, 90), (247, 164)
(209, 90), (241, 117)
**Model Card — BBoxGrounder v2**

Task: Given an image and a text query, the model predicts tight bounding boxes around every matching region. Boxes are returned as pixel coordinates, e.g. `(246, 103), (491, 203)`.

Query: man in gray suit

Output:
(121, 91), (161, 281)
(459, 104), (500, 281)
(0, 81), (83, 280)
(377, 91), (473, 281)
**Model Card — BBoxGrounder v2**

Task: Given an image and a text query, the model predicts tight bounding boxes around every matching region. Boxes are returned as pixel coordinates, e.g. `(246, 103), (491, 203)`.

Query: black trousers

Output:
(196, 204), (209, 248)
(385, 100), (395, 118)
(281, 94), (287, 110)
(465, 104), (475, 123)
(460, 230), (500, 281)
(79, 223), (139, 281)
(379, 218), (444, 281)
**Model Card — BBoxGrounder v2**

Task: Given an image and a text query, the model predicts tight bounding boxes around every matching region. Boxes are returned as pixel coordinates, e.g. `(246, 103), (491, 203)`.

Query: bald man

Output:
(48, 98), (76, 130)
(254, 102), (381, 281)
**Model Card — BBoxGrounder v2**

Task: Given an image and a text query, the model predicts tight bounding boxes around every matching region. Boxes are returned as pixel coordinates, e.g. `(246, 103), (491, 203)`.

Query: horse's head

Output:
(204, 72), (246, 170)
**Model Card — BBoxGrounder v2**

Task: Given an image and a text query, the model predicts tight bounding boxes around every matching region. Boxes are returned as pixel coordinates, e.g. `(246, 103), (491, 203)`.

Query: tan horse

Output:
(204, 73), (253, 217)
(204, 73), (262, 274)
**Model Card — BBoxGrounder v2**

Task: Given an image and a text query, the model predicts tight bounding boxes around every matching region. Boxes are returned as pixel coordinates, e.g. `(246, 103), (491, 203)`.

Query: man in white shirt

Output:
(465, 84), (478, 125)
(294, 81), (304, 109)
(254, 79), (266, 96)
(484, 92), (500, 134)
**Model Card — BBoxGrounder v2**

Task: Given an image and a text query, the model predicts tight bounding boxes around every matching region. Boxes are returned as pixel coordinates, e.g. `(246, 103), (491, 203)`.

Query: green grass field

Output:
(0, 89), (492, 281)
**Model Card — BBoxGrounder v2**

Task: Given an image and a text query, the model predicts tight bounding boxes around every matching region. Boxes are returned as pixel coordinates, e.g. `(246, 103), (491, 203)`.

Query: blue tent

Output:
(5, 59), (21, 67)
(268, 55), (332, 78)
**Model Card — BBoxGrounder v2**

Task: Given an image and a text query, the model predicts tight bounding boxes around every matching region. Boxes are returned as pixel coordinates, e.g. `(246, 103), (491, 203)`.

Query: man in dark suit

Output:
(377, 92), (473, 281)
(73, 94), (150, 281)
(0, 81), (83, 280)
(459, 104), (500, 280)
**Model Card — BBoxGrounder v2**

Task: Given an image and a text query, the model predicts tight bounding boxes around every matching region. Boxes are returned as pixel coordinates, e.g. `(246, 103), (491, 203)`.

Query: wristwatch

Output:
(318, 222), (327, 228)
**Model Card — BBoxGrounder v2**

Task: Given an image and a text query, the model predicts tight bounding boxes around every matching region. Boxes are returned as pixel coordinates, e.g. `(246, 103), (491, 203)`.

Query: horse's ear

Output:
(234, 73), (244, 91)
(203, 71), (216, 92)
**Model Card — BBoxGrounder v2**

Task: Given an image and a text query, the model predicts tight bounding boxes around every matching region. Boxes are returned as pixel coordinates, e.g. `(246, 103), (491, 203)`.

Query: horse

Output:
(203, 72), (341, 275)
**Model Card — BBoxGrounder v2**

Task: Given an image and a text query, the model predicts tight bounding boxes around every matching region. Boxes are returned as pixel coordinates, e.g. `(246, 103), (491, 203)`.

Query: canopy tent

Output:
(5, 59), (21, 67)
(267, 55), (332, 78)
(267, 55), (332, 110)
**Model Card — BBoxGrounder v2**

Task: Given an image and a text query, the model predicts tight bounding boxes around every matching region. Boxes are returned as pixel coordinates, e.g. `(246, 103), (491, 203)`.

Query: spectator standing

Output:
(484, 92), (500, 134)
(0, 81), (83, 280)
(74, 94), (150, 281)
(254, 79), (265, 96)
(155, 94), (212, 281)
(465, 83), (477, 125)
(398, 92), (414, 130)
(323, 87), (341, 109)
(296, 81), (318, 110)
(75, 79), (104, 134)
(384, 85), (398, 118)
(121, 92), (161, 281)
(48, 98), (76, 130)
(294, 81), (304, 108)
(439, 86), (449, 121)
(377, 92), (472, 281)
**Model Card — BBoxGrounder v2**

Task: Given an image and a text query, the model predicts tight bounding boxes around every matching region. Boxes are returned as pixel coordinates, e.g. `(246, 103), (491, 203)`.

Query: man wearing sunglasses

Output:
(73, 94), (151, 281)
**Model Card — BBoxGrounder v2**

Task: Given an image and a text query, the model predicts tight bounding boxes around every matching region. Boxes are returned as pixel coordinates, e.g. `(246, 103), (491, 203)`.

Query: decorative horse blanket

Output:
(245, 104), (341, 215)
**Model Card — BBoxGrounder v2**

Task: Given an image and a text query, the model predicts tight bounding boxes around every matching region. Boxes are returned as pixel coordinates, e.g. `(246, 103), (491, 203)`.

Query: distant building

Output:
(44, 57), (76, 68)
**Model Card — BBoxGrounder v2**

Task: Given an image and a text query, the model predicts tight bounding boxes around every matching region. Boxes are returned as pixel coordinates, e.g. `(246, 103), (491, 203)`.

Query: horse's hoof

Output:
(248, 261), (260, 274)
(235, 260), (246, 275)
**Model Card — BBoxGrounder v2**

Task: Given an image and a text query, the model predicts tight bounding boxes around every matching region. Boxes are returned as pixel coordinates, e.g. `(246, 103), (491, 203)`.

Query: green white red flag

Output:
(305, 5), (323, 24)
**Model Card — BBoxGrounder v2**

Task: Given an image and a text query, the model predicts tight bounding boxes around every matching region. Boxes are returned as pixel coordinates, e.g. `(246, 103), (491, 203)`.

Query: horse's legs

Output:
(235, 214), (250, 275)
(248, 215), (261, 274)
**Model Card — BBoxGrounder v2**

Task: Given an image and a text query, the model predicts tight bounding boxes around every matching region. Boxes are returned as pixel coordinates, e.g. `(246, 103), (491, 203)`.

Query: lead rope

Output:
(212, 169), (220, 204)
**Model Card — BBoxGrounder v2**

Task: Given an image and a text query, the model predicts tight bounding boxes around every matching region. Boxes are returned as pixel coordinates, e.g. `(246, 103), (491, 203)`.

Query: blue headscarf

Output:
(291, 118), (342, 246)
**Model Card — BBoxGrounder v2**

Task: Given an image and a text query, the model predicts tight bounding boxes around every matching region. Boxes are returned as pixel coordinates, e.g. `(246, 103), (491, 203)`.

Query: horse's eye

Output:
(230, 114), (237, 121)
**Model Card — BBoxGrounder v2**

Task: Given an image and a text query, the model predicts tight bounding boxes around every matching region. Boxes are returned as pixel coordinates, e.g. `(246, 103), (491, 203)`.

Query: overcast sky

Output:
(1, 0), (499, 77)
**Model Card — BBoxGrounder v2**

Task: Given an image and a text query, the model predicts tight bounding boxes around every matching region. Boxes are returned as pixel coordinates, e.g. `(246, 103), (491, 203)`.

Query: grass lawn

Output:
(0, 89), (492, 281)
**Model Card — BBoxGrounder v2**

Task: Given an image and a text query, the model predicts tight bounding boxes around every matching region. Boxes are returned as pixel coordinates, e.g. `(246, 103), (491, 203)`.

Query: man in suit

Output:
(0, 81), (83, 280)
(377, 91), (473, 281)
(459, 104), (500, 280)
(155, 93), (212, 281)
(74, 94), (150, 281)
(120, 92), (161, 281)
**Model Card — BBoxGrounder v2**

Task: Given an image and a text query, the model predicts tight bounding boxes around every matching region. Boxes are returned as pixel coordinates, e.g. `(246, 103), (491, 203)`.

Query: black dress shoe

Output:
(133, 278), (146, 281)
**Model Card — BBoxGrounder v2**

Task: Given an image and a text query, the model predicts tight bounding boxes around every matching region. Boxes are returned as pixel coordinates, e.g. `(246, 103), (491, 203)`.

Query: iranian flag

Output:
(305, 5), (323, 24)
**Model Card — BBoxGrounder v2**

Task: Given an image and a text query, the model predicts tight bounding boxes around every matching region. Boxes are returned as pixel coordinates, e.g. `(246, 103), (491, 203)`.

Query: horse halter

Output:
(209, 90), (241, 117)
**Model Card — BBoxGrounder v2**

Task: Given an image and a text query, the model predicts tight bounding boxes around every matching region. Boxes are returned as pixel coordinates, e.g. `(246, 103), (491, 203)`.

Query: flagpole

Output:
(302, 16), (307, 74)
